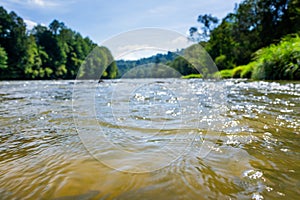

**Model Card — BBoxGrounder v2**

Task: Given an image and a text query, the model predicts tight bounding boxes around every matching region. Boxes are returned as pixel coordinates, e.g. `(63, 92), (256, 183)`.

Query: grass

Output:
(213, 69), (233, 78)
(251, 34), (300, 80)
(181, 73), (203, 79)
(232, 66), (244, 78)
(214, 34), (300, 80)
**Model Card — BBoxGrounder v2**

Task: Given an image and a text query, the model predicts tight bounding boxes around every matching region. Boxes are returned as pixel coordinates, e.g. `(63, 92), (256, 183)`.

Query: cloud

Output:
(171, 36), (189, 46)
(24, 19), (37, 30)
(29, 0), (56, 7)
(120, 49), (166, 61)
(102, 28), (191, 60)
(117, 44), (150, 53)
(116, 45), (162, 60)
(2, 0), (70, 8)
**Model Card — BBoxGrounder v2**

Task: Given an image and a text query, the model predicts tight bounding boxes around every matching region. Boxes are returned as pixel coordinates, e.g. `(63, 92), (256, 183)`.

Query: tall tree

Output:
(198, 14), (219, 39)
(49, 19), (65, 35)
(0, 6), (118, 80)
(190, 0), (300, 70)
(0, 7), (28, 79)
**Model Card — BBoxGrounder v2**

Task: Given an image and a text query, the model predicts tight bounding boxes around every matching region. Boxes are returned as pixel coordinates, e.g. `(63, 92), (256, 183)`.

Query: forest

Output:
(0, 6), (118, 80)
(0, 0), (300, 80)
(186, 0), (300, 80)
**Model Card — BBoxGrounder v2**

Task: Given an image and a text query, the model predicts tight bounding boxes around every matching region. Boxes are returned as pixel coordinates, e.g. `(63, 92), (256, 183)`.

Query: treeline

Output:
(121, 63), (181, 78)
(118, 0), (300, 80)
(220, 34), (300, 80)
(0, 6), (118, 80)
(116, 51), (178, 77)
(187, 0), (300, 80)
(2, 0), (299, 80)
(117, 47), (215, 78)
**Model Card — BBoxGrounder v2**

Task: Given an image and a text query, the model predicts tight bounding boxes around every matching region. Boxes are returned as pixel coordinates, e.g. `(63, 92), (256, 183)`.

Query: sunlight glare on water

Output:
(0, 79), (299, 199)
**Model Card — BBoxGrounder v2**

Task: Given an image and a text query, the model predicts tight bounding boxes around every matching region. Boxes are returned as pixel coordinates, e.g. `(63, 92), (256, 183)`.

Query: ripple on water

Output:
(0, 79), (299, 199)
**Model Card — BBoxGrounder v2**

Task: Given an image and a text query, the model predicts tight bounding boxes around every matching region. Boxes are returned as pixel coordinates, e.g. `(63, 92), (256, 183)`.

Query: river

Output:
(0, 79), (299, 199)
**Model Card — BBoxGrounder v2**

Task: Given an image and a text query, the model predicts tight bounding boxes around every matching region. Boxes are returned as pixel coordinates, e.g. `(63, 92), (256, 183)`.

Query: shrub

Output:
(240, 64), (253, 78)
(181, 73), (203, 79)
(251, 34), (300, 80)
(213, 69), (233, 78)
(232, 63), (254, 79)
(232, 66), (244, 78)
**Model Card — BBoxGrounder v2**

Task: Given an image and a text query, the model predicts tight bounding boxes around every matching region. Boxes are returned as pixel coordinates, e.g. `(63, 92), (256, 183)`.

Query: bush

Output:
(230, 64), (254, 79)
(215, 54), (235, 70)
(240, 64), (253, 78)
(213, 69), (233, 78)
(0, 46), (8, 69)
(181, 73), (203, 79)
(251, 34), (300, 80)
(232, 66), (244, 78)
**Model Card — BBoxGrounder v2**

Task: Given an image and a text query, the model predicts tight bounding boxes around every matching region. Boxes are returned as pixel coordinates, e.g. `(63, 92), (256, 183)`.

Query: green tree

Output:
(78, 46), (117, 79)
(189, 0), (300, 71)
(198, 14), (219, 39)
(0, 6), (118, 80)
(0, 7), (28, 79)
(49, 19), (65, 35)
(0, 46), (7, 69)
(22, 35), (54, 79)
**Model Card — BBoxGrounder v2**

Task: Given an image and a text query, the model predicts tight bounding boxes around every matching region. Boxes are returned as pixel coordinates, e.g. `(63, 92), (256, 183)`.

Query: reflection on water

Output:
(0, 79), (299, 199)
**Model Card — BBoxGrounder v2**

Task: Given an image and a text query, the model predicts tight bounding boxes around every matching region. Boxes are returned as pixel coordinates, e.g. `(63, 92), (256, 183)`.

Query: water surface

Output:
(0, 79), (299, 199)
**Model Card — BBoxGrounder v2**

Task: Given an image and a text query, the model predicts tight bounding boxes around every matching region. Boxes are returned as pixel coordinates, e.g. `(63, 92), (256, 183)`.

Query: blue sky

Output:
(2, 0), (241, 45)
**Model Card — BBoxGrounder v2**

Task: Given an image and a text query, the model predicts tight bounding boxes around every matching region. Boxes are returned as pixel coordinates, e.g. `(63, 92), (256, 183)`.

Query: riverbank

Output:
(214, 34), (300, 80)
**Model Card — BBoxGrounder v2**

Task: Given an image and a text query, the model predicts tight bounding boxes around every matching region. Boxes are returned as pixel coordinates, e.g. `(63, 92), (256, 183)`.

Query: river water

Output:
(0, 79), (299, 199)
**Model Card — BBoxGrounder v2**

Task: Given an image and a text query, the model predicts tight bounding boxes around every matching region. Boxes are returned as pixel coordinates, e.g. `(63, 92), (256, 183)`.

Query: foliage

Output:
(181, 74), (203, 79)
(0, 7), (28, 79)
(116, 51), (178, 77)
(103, 61), (118, 79)
(122, 63), (180, 78)
(215, 54), (235, 70)
(169, 44), (217, 77)
(2, 0), (298, 80)
(240, 63), (254, 78)
(0, 46), (7, 69)
(189, 14), (218, 41)
(0, 6), (118, 80)
(214, 65), (254, 79)
(190, 0), (300, 73)
(232, 66), (244, 78)
(168, 56), (198, 76)
(217, 35), (300, 80)
(121, 0), (300, 80)
(214, 69), (233, 79)
(251, 34), (300, 80)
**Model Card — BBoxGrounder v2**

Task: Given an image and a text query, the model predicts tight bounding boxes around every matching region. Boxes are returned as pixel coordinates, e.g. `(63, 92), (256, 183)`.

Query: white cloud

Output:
(29, 0), (60, 7)
(116, 44), (166, 60)
(3, 0), (66, 8)
(24, 19), (37, 30)
(103, 28), (191, 60)
(117, 44), (150, 53)
(120, 49), (166, 61)
(171, 36), (188, 46)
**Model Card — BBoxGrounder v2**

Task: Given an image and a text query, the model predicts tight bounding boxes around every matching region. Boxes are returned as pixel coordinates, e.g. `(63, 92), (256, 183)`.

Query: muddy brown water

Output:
(0, 79), (299, 199)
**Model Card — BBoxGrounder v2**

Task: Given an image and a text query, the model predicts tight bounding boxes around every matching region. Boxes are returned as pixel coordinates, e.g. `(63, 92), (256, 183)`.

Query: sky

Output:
(2, 0), (242, 60)
(2, 0), (242, 45)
